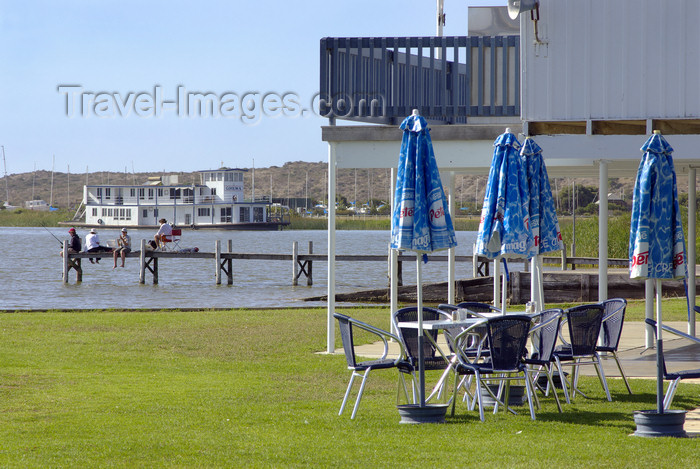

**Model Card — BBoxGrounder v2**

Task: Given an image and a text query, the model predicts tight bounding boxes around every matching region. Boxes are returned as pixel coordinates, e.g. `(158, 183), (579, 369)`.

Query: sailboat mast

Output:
(2, 146), (9, 204)
(50, 154), (55, 207)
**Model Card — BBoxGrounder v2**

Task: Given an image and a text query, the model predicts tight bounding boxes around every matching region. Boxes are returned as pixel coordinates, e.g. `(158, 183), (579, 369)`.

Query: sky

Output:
(0, 0), (505, 175)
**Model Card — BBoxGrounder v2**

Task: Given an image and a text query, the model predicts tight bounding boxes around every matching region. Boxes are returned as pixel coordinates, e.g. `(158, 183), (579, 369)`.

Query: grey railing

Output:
(319, 35), (520, 125)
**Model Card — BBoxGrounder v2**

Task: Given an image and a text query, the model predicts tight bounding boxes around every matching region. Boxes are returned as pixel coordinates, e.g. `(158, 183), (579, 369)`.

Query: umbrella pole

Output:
(530, 257), (537, 310)
(656, 279), (664, 414)
(645, 279), (655, 348)
(502, 260), (507, 315)
(494, 256), (501, 309)
(417, 255), (426, 408)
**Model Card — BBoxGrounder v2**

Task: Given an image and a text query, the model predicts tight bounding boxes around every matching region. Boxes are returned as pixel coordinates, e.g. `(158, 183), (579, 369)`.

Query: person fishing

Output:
(58, 228), (82, 257)
(112, 227), (131, 269)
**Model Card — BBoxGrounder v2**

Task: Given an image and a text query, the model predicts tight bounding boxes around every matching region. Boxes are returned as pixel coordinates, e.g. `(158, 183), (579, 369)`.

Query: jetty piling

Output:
(62, 240), (82, 283)
(292, 241), (314, 286)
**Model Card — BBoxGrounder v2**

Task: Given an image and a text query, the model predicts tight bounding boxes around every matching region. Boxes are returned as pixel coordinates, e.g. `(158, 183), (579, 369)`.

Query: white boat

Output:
(3, 201), (19, 211)
(67, 167), (290, 230)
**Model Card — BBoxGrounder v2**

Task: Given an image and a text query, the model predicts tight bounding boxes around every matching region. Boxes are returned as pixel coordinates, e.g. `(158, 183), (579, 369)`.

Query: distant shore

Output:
(0, 208), (481, 232)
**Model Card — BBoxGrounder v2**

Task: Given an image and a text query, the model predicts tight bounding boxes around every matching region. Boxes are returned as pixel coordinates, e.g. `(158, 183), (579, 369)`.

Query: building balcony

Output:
(319, 35), (520, 125)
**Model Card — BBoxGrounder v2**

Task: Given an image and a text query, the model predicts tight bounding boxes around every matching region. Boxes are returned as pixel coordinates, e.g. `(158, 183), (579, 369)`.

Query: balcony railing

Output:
(319, 35), (520, 125)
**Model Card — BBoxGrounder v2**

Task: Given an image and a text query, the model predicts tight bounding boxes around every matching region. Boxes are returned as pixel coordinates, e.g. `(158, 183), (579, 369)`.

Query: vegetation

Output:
(0, 208), (75, 227)
(0, 306), (698, 467)
(288, 215), (480, 231)
(559, 211), (700, 262)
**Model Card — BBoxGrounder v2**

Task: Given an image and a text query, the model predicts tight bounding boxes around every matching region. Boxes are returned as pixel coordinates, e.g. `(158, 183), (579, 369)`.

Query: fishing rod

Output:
(41, 223), (65, 246)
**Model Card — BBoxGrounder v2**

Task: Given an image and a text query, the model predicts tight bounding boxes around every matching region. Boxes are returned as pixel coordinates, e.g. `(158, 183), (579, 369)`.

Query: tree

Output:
(558, 184), (598, 213)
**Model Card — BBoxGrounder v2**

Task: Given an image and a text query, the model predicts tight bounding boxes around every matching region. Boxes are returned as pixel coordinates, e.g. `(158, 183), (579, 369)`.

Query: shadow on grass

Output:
(442, 384), (700, 432)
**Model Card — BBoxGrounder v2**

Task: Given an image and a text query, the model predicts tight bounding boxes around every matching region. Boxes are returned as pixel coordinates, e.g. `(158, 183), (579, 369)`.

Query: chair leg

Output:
(339, 371), (359, 416)
(397, 372), (412, 406)
(612, 352), (633, 394)
(350, 369), (372, 419)
(593, 354), (612, 402)
(571, 362), (580, 399)
(475, 373), (485, 422)
(526, 369), (541, 410)
(455, 375), (471, 407)
(663, 378), (682, 411)
(523, 370), (536, 420)
(451, 373), (459, 417)
(554, 357), (571, 404)
(428, 365), (453, 402)
(569, 360), (591, 400)
(545, 365), (563, 413)
(492, 379), (506, 415)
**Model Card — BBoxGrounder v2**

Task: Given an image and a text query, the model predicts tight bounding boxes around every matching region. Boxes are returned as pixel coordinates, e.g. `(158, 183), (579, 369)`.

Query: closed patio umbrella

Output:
(521, 137), (563, 312)
(475, 129), (534, 313)
(629, 131), (687, 414)
(391, 110), (457, 409)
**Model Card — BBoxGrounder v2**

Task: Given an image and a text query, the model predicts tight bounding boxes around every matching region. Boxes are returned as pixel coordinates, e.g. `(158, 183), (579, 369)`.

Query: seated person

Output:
(85, 228), (112, 264)
(154, 218), (173, 248)
(60, 228), (82, 257)
(113, 227), (131, 268)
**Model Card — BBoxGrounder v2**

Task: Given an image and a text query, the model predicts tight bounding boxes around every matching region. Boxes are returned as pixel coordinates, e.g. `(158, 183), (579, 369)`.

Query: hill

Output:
(1, 162), (637, 214)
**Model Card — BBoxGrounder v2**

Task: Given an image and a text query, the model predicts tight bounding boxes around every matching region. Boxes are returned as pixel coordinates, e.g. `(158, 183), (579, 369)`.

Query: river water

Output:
(0, 227), (480, 310)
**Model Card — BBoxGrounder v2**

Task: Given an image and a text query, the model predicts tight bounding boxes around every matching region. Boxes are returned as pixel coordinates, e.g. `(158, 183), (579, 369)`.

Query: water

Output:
(0, 227), (479, 310)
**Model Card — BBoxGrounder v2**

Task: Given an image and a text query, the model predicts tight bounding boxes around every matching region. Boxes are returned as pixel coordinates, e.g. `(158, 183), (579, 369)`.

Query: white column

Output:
(598, 160), (609, 302)
(62, 240), (69, 283)
(327, 142), (337, 353)
(215, 240), (221, 285)
(447, 171), (456, 304)
(689, 168), (697, 337)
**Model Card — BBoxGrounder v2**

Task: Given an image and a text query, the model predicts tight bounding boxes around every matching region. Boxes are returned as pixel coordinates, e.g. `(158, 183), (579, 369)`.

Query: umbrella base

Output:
(633, 410), (688, 438)
(397, 404), (449, 424)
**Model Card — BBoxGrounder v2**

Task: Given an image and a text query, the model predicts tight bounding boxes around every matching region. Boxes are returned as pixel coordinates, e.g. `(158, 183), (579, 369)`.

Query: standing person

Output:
(85, 228), (111, 264)
(154, 218), (172, 249)
(60, 228), (82, 256)
(113, 227), (131, 268)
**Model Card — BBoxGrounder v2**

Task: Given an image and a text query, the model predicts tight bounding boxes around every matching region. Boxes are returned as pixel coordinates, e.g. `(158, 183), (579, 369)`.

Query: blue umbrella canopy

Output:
(391, 114), (457, 254)
(390, 112), (457, 411)
(521, 137), (563, 255)
(629, 133), (686, 280)
(475, 131), (534, 260)
(629, 131), (687, 415)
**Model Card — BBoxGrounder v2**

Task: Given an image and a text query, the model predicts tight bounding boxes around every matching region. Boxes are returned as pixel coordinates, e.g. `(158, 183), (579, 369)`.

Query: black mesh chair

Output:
(598, 298), (633, 394)
(393, 307), (453, 402)
(553, 304), (611, 403)
(392, 307), (452, 372)
(645, 318), (700, 410)
(334, 313), (413, 419)
(449, 315), (536, 421)
(524, 308), (564, 412)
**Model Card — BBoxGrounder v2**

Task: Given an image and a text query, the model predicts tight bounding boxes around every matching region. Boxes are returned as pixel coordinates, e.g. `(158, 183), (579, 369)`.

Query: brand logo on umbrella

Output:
(631, 251), (649, 267)
(399, 206), (414, 218)
(429, 206), (444, 221)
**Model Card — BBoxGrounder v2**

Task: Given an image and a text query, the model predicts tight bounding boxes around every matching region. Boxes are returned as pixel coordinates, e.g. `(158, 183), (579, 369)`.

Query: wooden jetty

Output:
(63, 239), (679, 305)
(63, 240), (325, 285)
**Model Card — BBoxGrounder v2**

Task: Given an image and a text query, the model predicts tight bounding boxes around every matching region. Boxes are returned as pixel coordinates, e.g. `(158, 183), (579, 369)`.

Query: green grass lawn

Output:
(1, 306), (698, 467)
